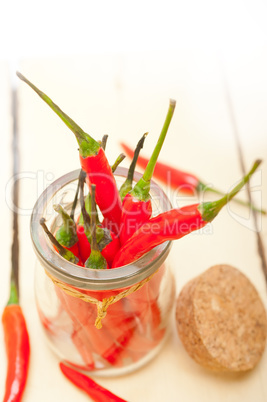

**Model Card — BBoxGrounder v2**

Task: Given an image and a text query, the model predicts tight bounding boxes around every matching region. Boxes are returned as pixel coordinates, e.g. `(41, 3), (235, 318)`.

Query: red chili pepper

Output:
(100, 231), (120, 267)
(120, 275), (166, 363)
(2, 261), (30, 402)
(121, 141), (199, 194)
(120, 100), (176, 245)
(2, 305), (30, 402)
(17, 72), (122, 230)
(113, 160), (261, 267)
(81, 152), (126, 240)
(3, 110), (30, 401)
(80, 148), (122, 231)
(55, 286), (96, 369)
(59, 362), (127, 402)
(57, 283), (135, 367)
(70, 330), (95, 371)
(121, 142), (266, 215)
(77, 177), (93, 263)
(83, 315), (134, 366)
(79, 177), (120, 267)
(120, 193), (153, 245)
(76, 224), (91, 263)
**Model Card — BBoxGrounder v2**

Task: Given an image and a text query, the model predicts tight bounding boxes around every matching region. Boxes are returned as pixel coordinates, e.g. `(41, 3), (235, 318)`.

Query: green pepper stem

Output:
(197, 180), (266, 215)
(90, 185), (99, 252)
(9, 214), (20, 305)
(101, 135), (108, 151)
(40, 218), (79, 264)
(79, 178), (102, 241)
(128, 133), (148, 183)
(132, 99), (176, 200)
(7, 281), (19, 306)
(70, 170), (86, 220)
(85, 185), (107, 269)
(53, 204), (78, 247)
(79, 177), (91, 234)
(111, 153), (126, 173)
(119, 132), (148, 200)
(142, 100), (176, 182)
(54, 204), (73, 227)
(16, 72), (100, 157)
(200, 159), (262, 222)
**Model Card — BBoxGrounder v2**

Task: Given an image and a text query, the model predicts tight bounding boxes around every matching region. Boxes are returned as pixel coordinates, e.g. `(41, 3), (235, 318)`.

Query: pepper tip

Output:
(39, 217), (46, 226)
(169, 98), (176, 107)
(53, 204), (61, 213)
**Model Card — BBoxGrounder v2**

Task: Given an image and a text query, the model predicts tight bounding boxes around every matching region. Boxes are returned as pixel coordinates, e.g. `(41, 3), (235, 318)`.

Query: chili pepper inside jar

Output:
(31, 167), (175, 376)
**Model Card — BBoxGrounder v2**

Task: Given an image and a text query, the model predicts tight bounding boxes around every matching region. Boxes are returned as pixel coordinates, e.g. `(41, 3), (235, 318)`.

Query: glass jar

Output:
(31, 167), (175, 376)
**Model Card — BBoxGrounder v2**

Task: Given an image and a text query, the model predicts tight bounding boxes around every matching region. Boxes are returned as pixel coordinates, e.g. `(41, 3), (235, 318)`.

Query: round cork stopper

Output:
(176, 264), (267, 372)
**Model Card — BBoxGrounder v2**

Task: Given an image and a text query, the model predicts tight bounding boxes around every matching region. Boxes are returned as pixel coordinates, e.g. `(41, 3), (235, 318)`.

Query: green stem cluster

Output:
(85, 185), (107, 269)
(131, 99), (176, 201)
(40, 218), (79, 264)
(119, 132), (148, 200)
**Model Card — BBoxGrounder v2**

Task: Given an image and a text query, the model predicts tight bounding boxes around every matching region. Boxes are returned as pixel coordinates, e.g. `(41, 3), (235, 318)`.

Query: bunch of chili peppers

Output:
(17, 72), (263, 271)
(15, 72), (263, 400)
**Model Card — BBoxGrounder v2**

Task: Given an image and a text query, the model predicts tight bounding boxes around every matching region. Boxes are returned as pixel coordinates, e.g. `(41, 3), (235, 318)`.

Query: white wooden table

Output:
(0, 50), (267, 401)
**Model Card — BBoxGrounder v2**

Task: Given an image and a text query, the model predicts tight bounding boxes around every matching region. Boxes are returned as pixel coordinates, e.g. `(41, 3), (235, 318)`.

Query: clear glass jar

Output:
(31, 167), (175, 376)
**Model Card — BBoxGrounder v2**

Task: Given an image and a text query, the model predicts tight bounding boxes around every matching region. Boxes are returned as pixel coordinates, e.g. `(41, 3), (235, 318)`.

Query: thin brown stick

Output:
(101, 134), (108, 151)
(11, 89), (20, 299)
(70, 169), (86, 220)
(223, 72), (267, 286)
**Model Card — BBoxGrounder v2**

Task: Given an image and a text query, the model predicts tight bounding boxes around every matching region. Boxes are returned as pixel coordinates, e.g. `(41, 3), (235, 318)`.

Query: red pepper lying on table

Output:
(2, 258), (30, 402)
(60, 362), (127, 402)
(2, 306), (30, 402)
(113, 159), (261, 267)
(120, 142), (266, 214)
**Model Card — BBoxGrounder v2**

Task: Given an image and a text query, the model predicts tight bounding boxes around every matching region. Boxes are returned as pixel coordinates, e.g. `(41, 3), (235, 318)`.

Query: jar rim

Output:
(31, 167), (172, 290)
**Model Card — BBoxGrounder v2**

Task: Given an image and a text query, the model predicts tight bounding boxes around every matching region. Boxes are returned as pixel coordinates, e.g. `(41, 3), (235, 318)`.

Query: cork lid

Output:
(176, 264), (267, 372)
